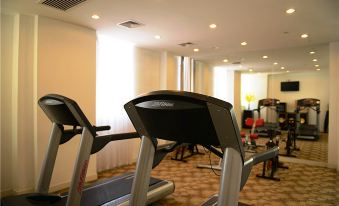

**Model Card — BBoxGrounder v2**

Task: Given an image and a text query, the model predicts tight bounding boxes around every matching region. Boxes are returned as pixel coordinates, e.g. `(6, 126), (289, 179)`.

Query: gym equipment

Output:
(296, 98), (320, 140)
(279, 114), (300, 157)
(242, 110), (254, 129)
(240, 118), (265, 152)
(255, 98), (281, 137)
(171, 143), (203, 162)
(1, 94), (174, 206)
(124, 90), (279, 206)
(256, 129), (287, 181)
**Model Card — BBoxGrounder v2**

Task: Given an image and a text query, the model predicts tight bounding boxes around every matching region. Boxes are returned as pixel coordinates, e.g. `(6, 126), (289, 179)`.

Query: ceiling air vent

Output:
(118, 20), (144, 28)
(38, 0), (87, 11)
(178, 42), (194, 47)
(232, 61), (241, 65)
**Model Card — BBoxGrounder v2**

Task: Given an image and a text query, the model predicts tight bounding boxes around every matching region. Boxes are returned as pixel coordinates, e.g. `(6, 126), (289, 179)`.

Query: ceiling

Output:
(2, 0), (339, 73)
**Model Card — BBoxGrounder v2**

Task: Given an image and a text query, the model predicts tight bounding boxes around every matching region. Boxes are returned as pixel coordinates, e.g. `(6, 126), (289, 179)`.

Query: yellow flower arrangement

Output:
(245, 94), (256, 110)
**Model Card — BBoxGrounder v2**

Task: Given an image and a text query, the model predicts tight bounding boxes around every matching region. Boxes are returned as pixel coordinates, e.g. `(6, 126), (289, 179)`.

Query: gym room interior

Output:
(1, 0), (339, 205)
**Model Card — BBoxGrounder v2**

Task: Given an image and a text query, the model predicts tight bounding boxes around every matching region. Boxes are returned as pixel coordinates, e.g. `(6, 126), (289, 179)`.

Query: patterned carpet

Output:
(98, 143), (339, 206)
(253, 132), (328, 163)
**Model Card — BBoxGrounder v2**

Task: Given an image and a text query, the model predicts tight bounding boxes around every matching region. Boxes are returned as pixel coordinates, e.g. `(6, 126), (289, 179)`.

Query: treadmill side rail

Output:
(217, 147), (243, 206)
(129, 136), (156, 206)
(66, 127), (94, 206)
(36, 123), (62, 193)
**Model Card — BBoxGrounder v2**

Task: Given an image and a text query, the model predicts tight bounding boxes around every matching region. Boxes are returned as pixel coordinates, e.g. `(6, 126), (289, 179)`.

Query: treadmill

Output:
(296, 98), (320, 140)
(124, 90), (279, 206)
(1, 94), (174, 206)
(255, 98), (281, 137)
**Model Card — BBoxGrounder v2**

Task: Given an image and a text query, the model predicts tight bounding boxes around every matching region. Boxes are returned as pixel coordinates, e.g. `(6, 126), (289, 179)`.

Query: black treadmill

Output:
(255, 98), (281, 137)
(296, 98), (320, 140)
(124, 90), (279, 206)
(1, 94), (174, 206)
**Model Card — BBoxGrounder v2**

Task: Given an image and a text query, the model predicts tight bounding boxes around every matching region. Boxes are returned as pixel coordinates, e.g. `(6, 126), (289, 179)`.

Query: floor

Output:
(98, 133), (339, 206)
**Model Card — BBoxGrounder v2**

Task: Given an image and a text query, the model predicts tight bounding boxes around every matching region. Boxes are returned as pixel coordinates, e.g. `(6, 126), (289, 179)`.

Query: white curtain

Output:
(213, 67), (235, 104)
(178, 56), (193, 91)
(96, 34), (140, 172)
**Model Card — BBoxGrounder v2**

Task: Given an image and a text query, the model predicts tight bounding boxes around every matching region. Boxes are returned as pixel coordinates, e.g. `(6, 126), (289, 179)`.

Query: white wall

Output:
(328, 41), (339, 170)
(267, 71), (329, 132)
(1, 13), (97, 195)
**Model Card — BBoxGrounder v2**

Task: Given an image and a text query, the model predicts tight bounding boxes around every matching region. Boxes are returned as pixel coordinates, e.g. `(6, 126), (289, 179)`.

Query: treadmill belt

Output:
(80, 174), (162, 206)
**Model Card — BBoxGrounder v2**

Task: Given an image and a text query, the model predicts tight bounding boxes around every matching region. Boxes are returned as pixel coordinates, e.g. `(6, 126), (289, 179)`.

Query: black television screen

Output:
(281, 81), (299, 91)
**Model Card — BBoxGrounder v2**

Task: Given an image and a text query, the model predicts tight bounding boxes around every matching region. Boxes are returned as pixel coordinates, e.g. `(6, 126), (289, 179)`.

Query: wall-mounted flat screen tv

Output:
(281, 81), (299, 91)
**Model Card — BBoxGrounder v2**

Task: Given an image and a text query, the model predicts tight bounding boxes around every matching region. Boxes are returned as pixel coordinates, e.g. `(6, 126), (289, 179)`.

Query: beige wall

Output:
(134, 48), (161, 95)
(267, 71), (329, 132)
(328, 41), (339, 170)
(37, 16), (97, 191)
(1, 13), (97, 195)
(1, 12), (17, 196)
(193, 60), (213, 96)
(234, 71), (242, 128)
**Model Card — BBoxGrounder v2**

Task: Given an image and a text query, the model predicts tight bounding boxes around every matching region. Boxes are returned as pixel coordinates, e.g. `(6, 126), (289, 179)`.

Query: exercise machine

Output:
(124, 90), (279, 206)
(296, 98), (320, 140)
(171, 143), (203, 162)
(1, 94), (174, 206)
(256, 129), (287, 181)
(255, 98), (281, 137)
(279, 115), (300, 157)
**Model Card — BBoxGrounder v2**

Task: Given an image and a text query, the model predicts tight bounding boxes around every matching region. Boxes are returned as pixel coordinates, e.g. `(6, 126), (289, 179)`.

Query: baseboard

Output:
(49, 173), (98, 193)
(327, 163), (337, 169)
(1, 189), (15, 197)
(1, 174), (98, 197)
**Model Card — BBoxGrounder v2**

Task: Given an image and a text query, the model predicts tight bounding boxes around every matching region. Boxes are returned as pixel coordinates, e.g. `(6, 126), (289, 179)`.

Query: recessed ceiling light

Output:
(249, 69), (253, 72)
(193, 48), (199, 52)
(316, 68), (321, 71)
(273, 62), (278, 65)
(281, 66), (285, 70)
(286, 8), (295, 14)
(301, 33), (309, 38)
(312, 59), (317, 62)
(241, 41), (247, 46)
(286, 70), (290, 73)
(223, 59), (228, 62)
(154, 35), (161, 39)
(209, 24), (217, 29)
(315, 64), (319, 67)
(310, 51), (315, 54)
(91, 14), (100, 20)
(262, 55), (268, 59)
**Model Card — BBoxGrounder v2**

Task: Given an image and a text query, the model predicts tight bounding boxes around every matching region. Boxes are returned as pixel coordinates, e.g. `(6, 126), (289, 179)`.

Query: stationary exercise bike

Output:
(256, 129), (287, 181)
(280, 117), (300, 157)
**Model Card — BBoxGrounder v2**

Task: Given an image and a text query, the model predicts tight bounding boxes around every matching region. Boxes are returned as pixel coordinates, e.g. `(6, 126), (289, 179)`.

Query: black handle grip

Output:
(94, 125), (111, 132)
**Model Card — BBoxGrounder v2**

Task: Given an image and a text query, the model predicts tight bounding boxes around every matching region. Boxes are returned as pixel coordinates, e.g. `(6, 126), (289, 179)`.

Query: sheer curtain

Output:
(213, 67), (235, 104)
(96, 34), (139, 172)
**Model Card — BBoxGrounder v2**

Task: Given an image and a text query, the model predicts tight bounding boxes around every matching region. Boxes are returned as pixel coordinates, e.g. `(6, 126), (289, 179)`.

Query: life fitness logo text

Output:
(77, 159), (89, 193)
(151, 101), (174, 108)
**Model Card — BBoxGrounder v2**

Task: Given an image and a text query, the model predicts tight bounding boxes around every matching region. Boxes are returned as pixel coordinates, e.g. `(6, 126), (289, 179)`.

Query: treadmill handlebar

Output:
(94, 125), (111, 132)
(60, 125), (111, 144)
